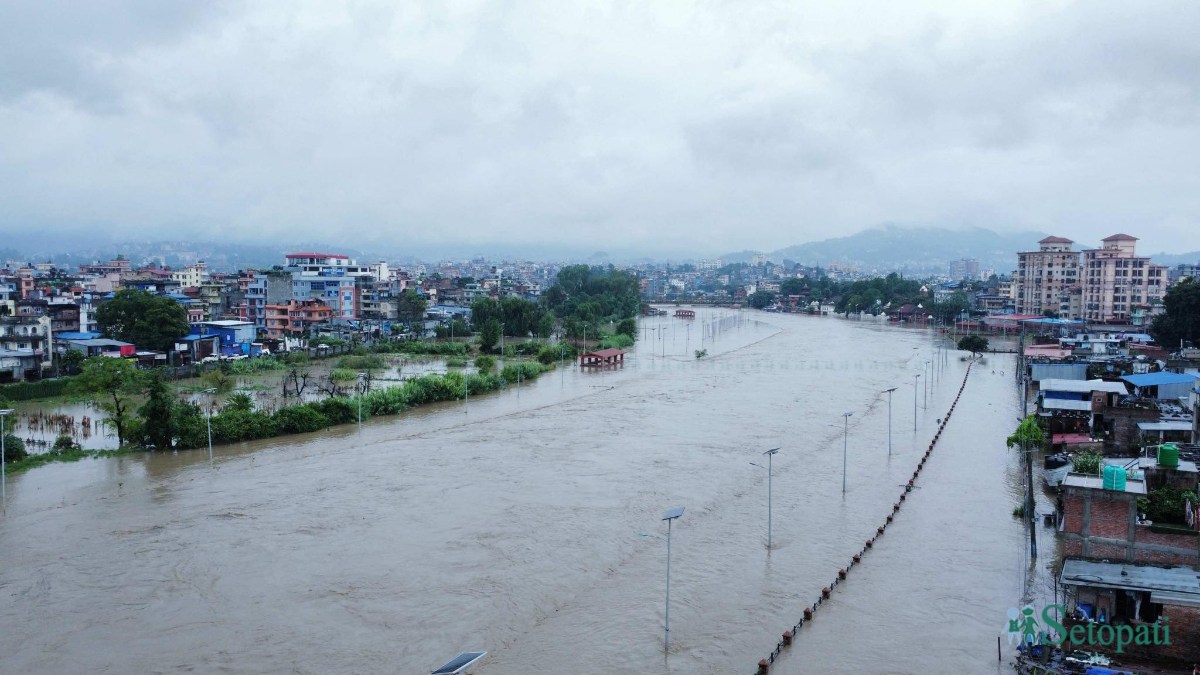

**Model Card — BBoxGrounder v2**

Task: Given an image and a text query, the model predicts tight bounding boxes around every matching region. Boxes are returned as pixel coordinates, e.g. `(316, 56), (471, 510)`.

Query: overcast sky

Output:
(2, 0), (1197, 257)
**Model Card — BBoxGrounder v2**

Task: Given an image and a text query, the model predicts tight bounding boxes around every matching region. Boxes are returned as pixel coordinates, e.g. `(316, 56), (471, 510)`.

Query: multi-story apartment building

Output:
(1081, 234), (1169, 325)
(242, 272), (293, 330)
(0, 315), (53, 378)
(948, 258), (980, 280)
(263, 299), (334, 338)
(1168, 262), (1200, 283)
(170, 261), (209, 289)
(1015, 236), (1080, 317)
(284, 252), (377, 320)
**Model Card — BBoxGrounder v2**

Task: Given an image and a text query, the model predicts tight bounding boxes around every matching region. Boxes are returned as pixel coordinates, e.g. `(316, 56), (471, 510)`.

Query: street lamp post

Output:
(0, 408), (12, 503)
(202, 388), (217, 462)
(357, 372), (366, 433)
(842, 412), (853, 495)
(924, 360), (930, 410)
(750, 448), (781, 548)
(883, 388), (897, 456)
(912, 374), (921, 432)
(662, 506), (685, 652)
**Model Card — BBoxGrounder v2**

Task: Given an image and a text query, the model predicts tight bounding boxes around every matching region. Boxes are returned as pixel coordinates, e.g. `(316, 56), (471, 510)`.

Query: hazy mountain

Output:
(1147, 251), (1200, 267)
(723, 225), (1048, 274)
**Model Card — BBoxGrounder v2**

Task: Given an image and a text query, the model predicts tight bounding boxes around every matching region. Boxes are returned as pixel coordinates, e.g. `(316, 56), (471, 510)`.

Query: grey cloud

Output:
(0, 0), (1198, 256)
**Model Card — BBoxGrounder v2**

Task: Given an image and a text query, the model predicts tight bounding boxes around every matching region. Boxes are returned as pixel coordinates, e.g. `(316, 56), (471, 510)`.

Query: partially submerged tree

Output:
(1006, 415), (1046, 451)
(72, 356), (143, 447)
(957, 334), (989, 357)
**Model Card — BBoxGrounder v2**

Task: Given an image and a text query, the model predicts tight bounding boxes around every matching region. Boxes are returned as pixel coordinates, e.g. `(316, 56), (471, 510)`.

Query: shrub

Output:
(0, 378), (73, 401)
(1144, 486), (1200, 525)
(536, 344), (576, 365)
(474, 355), (496, 373)
(597, 333), (634, 350)
(501, 362), (544, 383)
(310, 397), (358, 425)
(52, 434), (80, 452)
(210, 410), (278, 443)
(337, 355), (386, 371)
(446, 357), (467, 368)
(329, 368), (358, 383)
(272, 405), (330, 434)
(3, 433), (28, 462)
(284, 352), (310, 365)
(223, 393), (254, 413)
(372, 340), (469, 356)
(1072, 451), (1102, 475)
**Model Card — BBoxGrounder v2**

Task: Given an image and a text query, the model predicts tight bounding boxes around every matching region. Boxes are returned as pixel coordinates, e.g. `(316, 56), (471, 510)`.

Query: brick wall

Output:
(1059, 486), (1198, 565)
(1120, 605), (1200, 665)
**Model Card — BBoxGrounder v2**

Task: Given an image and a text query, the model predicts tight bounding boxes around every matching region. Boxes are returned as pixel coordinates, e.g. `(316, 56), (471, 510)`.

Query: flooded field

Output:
(0, 311), (1055, 673)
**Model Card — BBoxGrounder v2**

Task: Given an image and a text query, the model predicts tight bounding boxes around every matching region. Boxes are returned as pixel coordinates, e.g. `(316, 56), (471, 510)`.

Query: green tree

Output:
(3, 432), (27, 462)
(930, 292), (970, 324)
(748, 290), (775, 309)
(60, 348), (85, 375)
(479, 319), (502, 353)
(537, 312), (556, 339)
(72, 356), (143, 447)
(1006, 415), (1046, 451)
(779, 278), (805, 296)
(138, 370), (176, 450)
(95, 288), (190, 352)
(396, 289), (428, 324)
(957, 334), (989, 356)
(1150, 277), (1200, 351)
(615, 318), (637, 339)
(475, 355), (496, 374)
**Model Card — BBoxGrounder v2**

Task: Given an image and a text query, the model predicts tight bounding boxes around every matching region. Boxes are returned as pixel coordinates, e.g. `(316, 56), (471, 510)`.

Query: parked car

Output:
(199, 356), (219, 364)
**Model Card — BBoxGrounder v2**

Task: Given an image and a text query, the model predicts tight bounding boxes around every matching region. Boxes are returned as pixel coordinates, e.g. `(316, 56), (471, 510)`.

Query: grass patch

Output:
(7, 447), (144, 474)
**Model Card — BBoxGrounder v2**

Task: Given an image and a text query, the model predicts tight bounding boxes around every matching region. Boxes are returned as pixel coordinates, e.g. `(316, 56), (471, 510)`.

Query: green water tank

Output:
(1158, 443), (1180, 468)
(1102, 465), (1127, 491)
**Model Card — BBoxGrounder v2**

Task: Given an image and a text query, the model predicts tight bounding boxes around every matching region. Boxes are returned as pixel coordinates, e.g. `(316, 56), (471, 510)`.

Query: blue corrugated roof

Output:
(1121, 372), (1199, 387)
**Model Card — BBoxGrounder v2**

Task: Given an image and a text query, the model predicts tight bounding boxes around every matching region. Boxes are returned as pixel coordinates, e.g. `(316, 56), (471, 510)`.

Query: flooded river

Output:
(0, 312), (1054, 674)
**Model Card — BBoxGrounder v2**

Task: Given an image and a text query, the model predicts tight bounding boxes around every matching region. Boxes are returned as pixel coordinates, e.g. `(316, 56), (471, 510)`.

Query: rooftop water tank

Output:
(1102, 465), (1127, 491)
(1157, 443), (1180, 469)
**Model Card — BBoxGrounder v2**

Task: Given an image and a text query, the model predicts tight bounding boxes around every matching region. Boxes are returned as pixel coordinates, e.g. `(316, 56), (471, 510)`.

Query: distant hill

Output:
(720, 226), (1199, 275)
(722, 225), (1047, 275)
(1147, 250), (1200, 267)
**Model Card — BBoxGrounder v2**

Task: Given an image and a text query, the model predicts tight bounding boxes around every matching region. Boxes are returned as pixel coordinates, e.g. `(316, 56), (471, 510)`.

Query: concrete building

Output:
(1168, 262), (1200, 283)
(948, 258), (979, 280)
(0, 315), (53, 375)
(263, 299), (334, 338)
(170, 261), (209, 288)
(1081, 234), (1169, 325)
(1015, 236), (1080, 317)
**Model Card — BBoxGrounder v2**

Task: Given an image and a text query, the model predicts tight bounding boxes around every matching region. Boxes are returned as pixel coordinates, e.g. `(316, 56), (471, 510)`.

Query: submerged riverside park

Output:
(0, 310), (1055, 673)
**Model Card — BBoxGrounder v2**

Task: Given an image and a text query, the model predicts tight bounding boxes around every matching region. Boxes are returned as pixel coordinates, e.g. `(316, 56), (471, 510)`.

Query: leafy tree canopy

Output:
(71, 356), (143, 447)
(957, 334), (989, 356)
(96, 288), (190, 352)
(1150, 278), (1200, 350)
(748, 290), (775, 309)
(544, 265), (640, 323)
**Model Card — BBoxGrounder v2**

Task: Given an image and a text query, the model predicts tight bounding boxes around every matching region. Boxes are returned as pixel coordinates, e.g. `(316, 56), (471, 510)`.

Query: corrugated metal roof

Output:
(1040, 378), (1128, 394)
(1042, 399), (1092, 411)
(1122, 372), (1199, 387)
(1136, 421), (1193, 432)
(1060, 559), (1200, 600)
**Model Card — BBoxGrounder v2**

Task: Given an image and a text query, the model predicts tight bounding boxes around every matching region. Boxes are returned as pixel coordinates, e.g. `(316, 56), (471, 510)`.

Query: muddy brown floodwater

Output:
(0, 311), (1056, 674)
